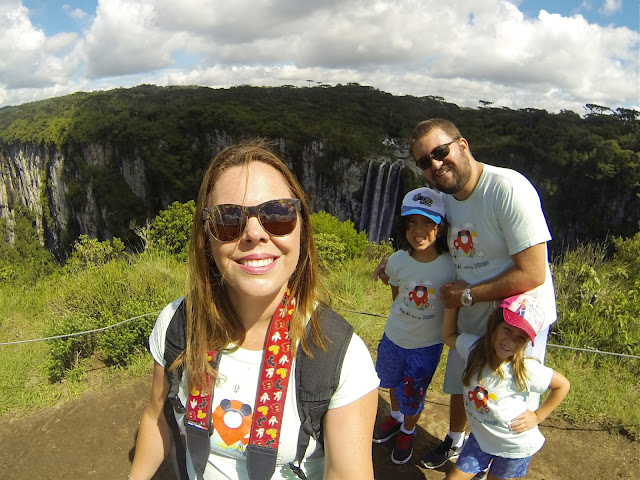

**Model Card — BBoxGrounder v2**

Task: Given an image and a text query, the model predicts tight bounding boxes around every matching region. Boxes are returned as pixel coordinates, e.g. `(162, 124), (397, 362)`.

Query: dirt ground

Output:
(0, 373), (637, 480)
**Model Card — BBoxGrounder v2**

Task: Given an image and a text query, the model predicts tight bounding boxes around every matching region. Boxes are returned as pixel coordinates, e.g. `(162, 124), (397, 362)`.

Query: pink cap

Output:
(497, 294), (544, 345)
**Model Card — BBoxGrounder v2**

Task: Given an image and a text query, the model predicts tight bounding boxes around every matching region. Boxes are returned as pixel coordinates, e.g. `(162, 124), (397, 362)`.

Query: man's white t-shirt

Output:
(385, 250), (456, 348)
(443, 164), (557, 336)
(457, 334), (554, 458)
(149, 298), (380, 480)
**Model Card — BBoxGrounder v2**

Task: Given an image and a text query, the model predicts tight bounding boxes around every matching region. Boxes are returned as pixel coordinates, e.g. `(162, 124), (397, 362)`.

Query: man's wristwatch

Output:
(461, 287), (474, 306)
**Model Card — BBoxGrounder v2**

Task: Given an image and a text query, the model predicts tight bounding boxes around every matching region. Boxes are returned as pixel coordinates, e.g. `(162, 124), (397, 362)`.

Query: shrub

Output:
(149, 200), (195, 261)
(46, 312), (99, 381)
(98, 309), (157, 366)
(314, 233), (346, 271)
(364, 240), (394, 261)
(45, 254), (184, 381)
(310, 211), (368, 259)
(552, 239), (639, 357)
(65, 234), (125, 271)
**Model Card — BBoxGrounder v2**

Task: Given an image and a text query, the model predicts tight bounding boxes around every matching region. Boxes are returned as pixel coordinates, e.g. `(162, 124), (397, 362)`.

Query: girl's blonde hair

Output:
(175, 140), (325, 389)
(462, 309), (530, 391)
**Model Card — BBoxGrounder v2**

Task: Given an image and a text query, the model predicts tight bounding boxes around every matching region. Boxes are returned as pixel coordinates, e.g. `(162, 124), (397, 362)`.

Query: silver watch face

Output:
(461, 291), (473, 306)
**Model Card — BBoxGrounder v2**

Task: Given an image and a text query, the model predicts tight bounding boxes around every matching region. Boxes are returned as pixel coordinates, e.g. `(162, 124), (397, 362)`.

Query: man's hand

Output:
(440, 280), (469, 308)
(373, 258), (390, 284)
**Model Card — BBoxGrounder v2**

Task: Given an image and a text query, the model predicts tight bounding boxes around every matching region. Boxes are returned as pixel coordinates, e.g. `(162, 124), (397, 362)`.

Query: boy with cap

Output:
(372, 187), (456, 464)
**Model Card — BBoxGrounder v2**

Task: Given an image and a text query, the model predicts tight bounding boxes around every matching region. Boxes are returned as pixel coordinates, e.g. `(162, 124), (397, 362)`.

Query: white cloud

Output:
(599, 0), (622, 16)
(63, 4), (90, 21)
(0, 1), (80, 89)
(0, 0), (638, 112)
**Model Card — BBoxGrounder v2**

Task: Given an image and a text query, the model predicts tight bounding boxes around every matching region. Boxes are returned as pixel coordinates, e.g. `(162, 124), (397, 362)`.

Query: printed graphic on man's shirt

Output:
(467, 386), (497, 414)
(211, 398), (253, 451)
(451, 225), (477, 258)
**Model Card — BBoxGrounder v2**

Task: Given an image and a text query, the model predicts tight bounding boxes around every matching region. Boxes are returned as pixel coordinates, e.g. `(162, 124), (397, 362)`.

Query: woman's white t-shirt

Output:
(149, 298), (380, 479)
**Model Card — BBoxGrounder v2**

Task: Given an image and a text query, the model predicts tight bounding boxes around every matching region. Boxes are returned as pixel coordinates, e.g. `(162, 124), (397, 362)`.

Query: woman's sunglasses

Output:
(415, 139), (459, 170)
(202, 198), (302, 242)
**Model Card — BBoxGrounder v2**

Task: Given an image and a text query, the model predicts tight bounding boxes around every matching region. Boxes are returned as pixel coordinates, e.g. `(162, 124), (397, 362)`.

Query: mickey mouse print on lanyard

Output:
(185, 288), (295, 459)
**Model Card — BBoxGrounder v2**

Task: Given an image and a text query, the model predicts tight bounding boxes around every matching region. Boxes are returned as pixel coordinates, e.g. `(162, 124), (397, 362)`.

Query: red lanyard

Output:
(185, 289), (295, 453)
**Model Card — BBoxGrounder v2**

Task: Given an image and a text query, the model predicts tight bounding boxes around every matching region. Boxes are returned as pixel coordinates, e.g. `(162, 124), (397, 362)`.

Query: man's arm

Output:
(373, 257), (389, 284)
(440, 242), (548, 308)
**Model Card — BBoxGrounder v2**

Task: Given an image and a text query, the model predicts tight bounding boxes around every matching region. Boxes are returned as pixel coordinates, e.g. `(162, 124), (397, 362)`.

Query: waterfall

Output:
(358, 161), (376, 232)
(366, 161), (388, 242)
(378, 162), (402, 242)
(360, 160), (403, 243)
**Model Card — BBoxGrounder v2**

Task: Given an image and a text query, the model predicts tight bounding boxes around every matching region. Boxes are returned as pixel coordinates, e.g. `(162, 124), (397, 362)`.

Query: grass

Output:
(0, 252), (184, 415)
(0, 243), (637, 441)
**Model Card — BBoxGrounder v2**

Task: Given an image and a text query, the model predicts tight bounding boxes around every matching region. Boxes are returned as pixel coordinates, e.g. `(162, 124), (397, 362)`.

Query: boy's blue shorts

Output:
(375, 333), (443, 416)
(455, 433), (532, 479)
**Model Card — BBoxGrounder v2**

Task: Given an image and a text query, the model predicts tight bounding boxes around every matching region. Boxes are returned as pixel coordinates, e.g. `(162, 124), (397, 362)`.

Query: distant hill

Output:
(0, 84), (638, 258)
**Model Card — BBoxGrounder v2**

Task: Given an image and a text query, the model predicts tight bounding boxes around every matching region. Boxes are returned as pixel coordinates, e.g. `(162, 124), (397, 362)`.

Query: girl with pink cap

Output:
(441, 294), (570, 480)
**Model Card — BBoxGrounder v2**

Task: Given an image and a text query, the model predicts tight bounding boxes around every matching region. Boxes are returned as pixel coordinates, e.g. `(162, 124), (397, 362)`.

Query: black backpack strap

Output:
(290, 304), (353, 474)
(163, 299), (189, 480)
(185, 353), (220, 480)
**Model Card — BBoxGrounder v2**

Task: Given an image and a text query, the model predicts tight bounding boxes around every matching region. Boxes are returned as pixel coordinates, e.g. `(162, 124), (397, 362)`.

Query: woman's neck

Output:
(227, 285), (288, 350)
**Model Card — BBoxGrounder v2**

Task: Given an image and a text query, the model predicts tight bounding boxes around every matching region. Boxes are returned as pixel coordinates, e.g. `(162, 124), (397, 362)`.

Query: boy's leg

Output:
(401, 411), (421, 432)
(389, 388), (400, 412)
(373, 335), (405, 443)
(391, 343), (443, 465)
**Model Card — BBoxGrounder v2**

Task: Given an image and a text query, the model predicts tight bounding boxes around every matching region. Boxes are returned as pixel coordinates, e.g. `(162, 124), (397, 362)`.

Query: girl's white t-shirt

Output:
(456, 334), (554, 459)
(149, 298), (380, 479)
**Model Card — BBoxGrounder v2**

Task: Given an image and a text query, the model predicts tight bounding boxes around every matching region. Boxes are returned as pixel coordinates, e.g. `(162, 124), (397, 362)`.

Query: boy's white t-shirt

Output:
(149, 298), (380, 480)
(443, 164), (556, 336)
(456, 334), (554, 458)
(385, 250), (456, 348)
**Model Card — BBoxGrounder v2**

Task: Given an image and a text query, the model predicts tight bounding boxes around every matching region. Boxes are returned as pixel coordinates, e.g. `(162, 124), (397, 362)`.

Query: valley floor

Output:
(0, 373), (637, 479)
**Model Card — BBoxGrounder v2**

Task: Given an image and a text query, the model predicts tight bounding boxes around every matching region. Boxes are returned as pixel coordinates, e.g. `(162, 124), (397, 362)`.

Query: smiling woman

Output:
(129, 140), (379, 480)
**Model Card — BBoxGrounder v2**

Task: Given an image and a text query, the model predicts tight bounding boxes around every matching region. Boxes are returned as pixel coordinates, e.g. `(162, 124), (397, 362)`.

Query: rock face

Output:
(0, 135), (415, 258)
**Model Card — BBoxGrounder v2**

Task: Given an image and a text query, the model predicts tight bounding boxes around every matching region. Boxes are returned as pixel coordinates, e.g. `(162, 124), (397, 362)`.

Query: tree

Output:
(149, 200), (196, 260)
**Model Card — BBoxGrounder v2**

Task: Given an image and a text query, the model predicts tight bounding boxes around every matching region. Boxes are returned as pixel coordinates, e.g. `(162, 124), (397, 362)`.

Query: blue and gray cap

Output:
(400, 187), (446, 224)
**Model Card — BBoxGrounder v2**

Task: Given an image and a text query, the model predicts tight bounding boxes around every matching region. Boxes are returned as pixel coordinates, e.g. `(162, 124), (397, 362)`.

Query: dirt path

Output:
(0, 374), (637, 479)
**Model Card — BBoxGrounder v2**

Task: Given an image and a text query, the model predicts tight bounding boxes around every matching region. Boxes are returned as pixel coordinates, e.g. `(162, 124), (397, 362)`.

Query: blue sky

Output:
(3, 0), (639, 113)
(519, 0), (637, 30)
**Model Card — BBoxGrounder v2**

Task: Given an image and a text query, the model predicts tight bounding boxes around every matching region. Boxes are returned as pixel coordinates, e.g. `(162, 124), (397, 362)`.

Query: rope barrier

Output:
(0, 312), (160, 346)
(335, 308), (640, 360)
(0, 308), (638, 360)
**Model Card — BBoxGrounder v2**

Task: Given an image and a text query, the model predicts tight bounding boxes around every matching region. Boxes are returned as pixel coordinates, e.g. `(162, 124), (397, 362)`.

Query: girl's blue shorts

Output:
(455, 433), (532, 479)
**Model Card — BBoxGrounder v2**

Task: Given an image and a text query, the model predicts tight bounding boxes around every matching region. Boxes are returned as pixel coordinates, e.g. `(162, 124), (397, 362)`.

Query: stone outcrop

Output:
(0, 134), (413, 258)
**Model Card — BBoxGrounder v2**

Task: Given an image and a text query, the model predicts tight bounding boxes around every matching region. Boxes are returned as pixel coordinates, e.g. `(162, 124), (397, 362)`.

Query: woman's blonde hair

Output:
(462, 309), (530, 391)
(176, 140), (324, 389)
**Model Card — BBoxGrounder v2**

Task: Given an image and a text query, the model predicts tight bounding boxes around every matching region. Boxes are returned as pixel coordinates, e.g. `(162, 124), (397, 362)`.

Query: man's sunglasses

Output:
(202, 198), (302, 242)
(415, 139), (459, 170)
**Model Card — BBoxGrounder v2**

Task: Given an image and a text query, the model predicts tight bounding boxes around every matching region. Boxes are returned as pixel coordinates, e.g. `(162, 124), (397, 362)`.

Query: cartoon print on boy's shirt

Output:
(406, 284), (436, 310)
(468, 386), (497, 414)
(211, 398), (253, 451)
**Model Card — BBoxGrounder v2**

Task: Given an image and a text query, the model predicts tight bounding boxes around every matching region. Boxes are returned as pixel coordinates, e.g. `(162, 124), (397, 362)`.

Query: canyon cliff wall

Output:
(0, 134), (414, 258)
